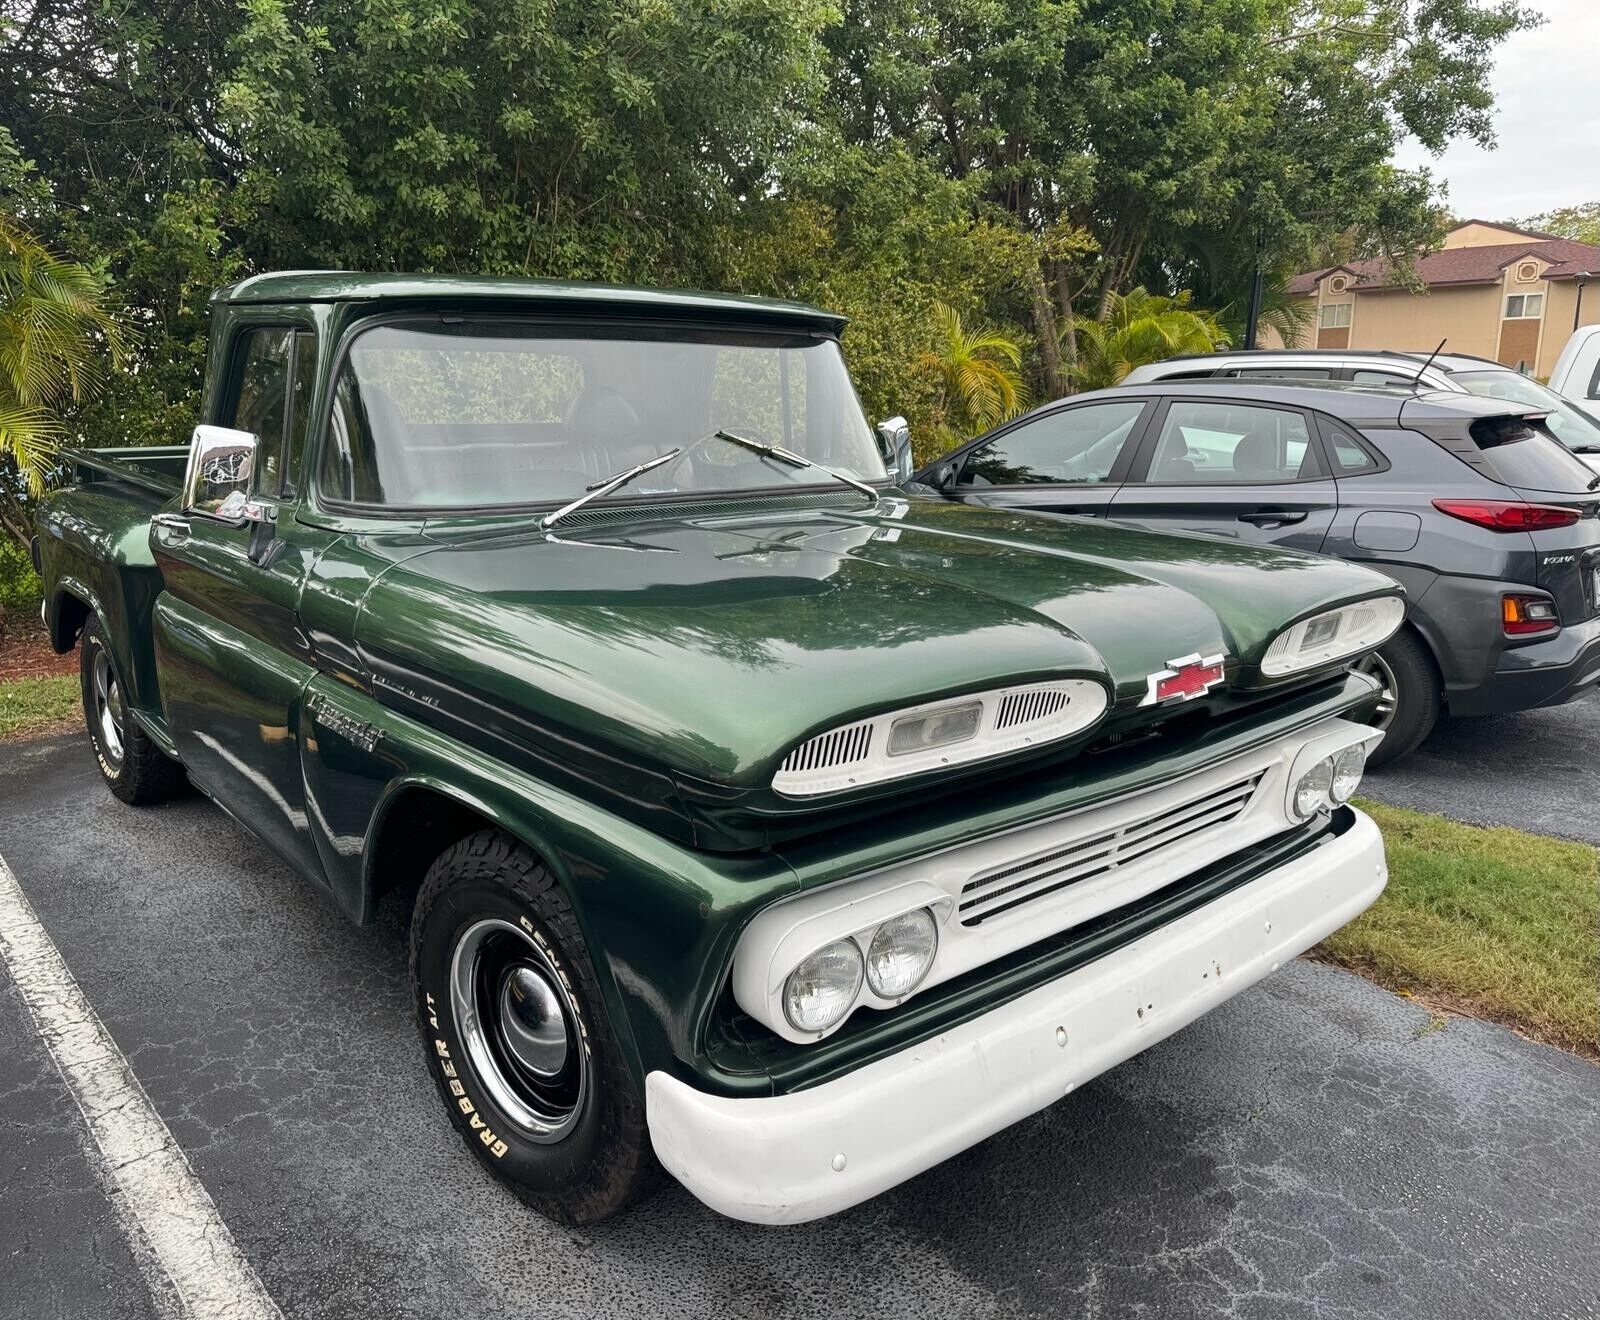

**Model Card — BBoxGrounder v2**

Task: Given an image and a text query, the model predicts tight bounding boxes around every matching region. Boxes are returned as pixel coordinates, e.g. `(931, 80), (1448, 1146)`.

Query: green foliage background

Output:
(0, 0), (1544, 595)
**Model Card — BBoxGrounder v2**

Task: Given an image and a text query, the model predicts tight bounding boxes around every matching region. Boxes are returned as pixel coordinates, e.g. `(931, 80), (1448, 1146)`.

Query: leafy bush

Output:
(0, 532), (42, 617)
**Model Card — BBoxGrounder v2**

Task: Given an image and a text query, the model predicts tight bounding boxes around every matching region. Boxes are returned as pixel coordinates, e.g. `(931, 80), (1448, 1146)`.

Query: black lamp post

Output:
(1575, 272), (1592, 333)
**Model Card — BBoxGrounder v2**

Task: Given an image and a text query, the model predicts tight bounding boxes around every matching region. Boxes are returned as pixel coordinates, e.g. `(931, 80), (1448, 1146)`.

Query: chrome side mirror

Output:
(181, 424), (269, 524)
(875, 415), (914, 484)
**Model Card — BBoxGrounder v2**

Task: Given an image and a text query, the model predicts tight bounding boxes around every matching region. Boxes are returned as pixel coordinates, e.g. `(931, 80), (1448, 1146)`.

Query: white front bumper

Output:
(646, 808), (1387, 1224)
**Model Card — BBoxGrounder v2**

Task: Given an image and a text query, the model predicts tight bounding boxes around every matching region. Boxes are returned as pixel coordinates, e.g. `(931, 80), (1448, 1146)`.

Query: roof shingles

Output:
(1289, 238), (1600, 296)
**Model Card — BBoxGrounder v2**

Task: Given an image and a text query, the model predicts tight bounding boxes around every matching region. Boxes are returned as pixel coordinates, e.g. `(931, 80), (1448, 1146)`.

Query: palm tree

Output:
(920, 301), (1027, 437)
(0, 217), (125, 504)
(1065, 288), (1229, 391)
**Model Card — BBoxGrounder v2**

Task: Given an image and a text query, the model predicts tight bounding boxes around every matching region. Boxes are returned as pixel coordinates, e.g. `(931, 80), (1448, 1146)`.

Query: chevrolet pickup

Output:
(32, 273), (1402, 1225)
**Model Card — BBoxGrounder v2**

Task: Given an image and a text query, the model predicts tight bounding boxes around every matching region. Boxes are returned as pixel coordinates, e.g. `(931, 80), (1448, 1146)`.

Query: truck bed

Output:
(34, 446), (188, 738)
(60, 445), (188, 499)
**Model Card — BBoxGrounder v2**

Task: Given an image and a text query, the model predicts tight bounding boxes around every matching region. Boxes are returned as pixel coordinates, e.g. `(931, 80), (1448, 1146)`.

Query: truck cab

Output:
(36, 273), (1401, 1225)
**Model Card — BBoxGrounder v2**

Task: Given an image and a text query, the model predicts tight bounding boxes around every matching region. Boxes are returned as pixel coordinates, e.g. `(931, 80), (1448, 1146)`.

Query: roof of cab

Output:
(210, 270), (847, 331)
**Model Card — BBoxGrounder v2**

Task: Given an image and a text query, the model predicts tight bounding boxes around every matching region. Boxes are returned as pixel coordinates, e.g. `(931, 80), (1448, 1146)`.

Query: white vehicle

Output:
(1548, 325), (1600, 406)
(1123, 349), (1600, 474)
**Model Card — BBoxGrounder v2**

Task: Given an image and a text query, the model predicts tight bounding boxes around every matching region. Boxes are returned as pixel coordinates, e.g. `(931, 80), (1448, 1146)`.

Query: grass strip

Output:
(0, 674), (80, 741)
(1319, 799), (1598, 1058)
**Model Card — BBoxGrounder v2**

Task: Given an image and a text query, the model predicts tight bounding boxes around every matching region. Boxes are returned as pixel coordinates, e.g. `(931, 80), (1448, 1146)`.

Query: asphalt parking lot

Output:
(3, 731), (1599, 1320)
(1362, 694), (1600, 843)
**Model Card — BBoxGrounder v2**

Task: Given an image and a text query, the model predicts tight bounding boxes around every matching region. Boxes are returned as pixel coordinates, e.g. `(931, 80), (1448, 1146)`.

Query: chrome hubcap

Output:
(92, 650), (125, 763)
(1355, 652), (1398, 731)
(449, 918), (586, 1142)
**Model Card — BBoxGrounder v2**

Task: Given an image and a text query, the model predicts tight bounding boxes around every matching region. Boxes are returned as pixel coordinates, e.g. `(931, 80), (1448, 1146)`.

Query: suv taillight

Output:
(1433, 499), (1581, 531)
(1503, 593), (1559, 636)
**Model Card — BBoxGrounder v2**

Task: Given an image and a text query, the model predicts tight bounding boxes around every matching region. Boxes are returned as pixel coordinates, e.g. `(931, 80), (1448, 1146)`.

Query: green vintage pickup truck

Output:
(33, 273), (1403, 1225)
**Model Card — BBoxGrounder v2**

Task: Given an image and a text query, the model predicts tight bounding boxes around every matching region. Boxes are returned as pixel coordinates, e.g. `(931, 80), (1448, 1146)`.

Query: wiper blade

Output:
(711, 429), (879, 501)
(541, 449), (681, 530)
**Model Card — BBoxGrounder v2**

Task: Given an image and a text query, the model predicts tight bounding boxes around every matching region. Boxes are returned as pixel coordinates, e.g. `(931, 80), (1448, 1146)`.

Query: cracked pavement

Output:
(1, 733), (1598, 1319)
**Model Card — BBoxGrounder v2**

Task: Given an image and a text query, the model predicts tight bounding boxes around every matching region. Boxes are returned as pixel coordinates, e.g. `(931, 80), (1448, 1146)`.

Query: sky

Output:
(1390, 0), (1600, 223)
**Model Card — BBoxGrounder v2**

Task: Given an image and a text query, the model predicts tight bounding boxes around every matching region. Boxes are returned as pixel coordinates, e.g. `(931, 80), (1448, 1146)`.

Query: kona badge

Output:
(1139, 653), (1226, 706)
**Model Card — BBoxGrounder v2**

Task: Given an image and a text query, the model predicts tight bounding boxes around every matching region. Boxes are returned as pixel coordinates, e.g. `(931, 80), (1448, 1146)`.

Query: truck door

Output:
(1108, 397), (1337, 553)
(150, 322), (337, 884)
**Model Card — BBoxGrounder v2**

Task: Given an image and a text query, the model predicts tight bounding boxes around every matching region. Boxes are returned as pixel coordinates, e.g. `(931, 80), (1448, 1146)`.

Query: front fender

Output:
(298, 673), (799, 1092)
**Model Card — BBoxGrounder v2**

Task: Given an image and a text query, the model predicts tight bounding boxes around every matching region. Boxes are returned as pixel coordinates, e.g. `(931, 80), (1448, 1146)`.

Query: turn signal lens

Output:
(783, 939), (864, 1034)
(1502, 593), (1559, 637)
(1261, 597), (1405, 677)
(1293, 757), (1334, 820)
(1433, 499), (1580, 531)
(865, 909), (938, 999)
(1329, 745), (1366, 803)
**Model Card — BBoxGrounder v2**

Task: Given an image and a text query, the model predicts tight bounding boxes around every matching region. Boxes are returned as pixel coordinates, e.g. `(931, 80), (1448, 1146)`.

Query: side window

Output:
(1349, 369), (1413, 386)
(958, 401), (1146, 486)
(1321, 420), (1382, 475)
(1143, 401), (1316, 483)
(229, 328), (296, 495)
(283, 332), (316, 496)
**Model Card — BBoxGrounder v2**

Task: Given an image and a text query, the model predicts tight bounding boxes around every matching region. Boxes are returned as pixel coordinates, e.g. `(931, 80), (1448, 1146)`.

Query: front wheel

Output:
(1354, 629), (1441, 767)
(408, 830), (658, 1224)
(79, 617), (186, 804)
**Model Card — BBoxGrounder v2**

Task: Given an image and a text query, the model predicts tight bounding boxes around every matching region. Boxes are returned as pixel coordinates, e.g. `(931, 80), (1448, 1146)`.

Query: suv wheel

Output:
(409, 830), (658, 1224)
(80, 617), (186, 804)
(1355, 629), (1441, 767)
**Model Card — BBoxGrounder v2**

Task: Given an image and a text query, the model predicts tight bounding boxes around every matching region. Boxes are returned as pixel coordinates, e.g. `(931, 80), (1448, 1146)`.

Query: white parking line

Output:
(0, 851), (283, 1320)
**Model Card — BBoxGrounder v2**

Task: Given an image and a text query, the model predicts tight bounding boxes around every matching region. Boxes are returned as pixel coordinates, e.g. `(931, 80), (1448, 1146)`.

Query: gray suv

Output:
(914, 380), (1600, 763)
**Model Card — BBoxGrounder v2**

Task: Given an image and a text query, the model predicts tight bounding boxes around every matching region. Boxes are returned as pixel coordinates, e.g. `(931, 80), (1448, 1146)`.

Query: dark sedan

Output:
(914, 380), (1600, 762)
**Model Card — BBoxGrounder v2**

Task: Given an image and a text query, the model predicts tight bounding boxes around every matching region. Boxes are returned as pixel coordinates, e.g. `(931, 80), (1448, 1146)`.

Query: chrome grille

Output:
(780, 721), (873, 774)
(995, 685), (1071, 730)
(958, 770), (1265, 926)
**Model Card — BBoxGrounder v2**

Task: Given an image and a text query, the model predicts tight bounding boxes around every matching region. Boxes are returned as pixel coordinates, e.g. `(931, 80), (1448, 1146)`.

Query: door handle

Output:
(1238, 509), (1308, 527)
(151, 512), (191, 546)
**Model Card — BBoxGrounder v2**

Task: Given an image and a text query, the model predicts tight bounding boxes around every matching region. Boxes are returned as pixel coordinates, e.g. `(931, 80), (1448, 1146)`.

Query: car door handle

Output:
(151, 512), (191, 546)
(1238, 509), (1308, 527)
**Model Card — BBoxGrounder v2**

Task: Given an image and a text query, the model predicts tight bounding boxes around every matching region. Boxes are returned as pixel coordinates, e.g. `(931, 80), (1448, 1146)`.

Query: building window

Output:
(1318, 302), (1352, 329)
(1505, 293), (1544, 319)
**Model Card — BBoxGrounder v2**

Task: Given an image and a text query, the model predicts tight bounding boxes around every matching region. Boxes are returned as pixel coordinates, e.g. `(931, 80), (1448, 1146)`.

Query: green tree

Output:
(919, 301), (1026, 439)
(1066, 288), (1227, 391)
(0, 217), (124, 542)
(1522, 202), (1600, 246)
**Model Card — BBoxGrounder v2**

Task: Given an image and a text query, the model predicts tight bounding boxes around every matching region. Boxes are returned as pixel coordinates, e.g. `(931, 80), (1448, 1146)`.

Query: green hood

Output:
(351, 496), (1395, 845)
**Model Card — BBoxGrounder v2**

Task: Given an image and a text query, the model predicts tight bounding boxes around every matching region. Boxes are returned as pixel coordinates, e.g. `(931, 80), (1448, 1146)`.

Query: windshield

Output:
(1452, 370), (1600, 453)
(319, 322), (885, 508)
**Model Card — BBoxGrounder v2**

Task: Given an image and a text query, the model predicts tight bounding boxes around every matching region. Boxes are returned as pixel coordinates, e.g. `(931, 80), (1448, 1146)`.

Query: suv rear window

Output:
(1466, 416), (1597, 492)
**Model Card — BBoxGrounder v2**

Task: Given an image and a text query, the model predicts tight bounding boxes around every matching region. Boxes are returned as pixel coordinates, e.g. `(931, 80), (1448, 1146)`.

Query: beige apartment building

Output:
(1279, 221), (1600, 377)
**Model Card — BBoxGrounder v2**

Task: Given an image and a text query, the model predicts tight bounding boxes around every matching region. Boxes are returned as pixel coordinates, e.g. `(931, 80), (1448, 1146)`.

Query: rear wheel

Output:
(79, 618), (185, 804)
(409, 830), (658, 1224)
(1355, 629), (1440, 767)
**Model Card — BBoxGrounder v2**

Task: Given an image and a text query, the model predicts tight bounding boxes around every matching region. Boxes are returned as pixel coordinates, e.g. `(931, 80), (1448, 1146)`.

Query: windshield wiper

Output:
(541, 449), (681, 531)
(710, 429), (879, 502)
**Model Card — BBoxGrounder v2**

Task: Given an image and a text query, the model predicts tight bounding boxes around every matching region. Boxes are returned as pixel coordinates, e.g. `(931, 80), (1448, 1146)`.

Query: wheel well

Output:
(368, 787), (503, 917)
(51, 590), (91, 654)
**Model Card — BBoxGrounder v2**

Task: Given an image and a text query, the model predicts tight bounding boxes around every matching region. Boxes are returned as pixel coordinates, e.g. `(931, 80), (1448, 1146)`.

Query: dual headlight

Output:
(1290, 744), (1366, 820)
(1261, 597), (1405, 677)
(783, 908), (939, 1034)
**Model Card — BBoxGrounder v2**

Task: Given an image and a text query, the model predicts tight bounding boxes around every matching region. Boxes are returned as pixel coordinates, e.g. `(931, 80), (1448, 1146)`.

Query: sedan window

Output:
(959, 401), (1146, 486)
(1143, 401), (1316, 483)
(1452, 370), (1600, 455)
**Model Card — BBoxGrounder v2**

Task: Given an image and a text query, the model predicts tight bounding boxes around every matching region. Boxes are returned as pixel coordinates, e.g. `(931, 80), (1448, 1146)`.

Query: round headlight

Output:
(1293, 757), (1334, 820)
(865, 909), (939, 999)
(783, 939), (864, 1033)
(1330, 745), (1366, 803)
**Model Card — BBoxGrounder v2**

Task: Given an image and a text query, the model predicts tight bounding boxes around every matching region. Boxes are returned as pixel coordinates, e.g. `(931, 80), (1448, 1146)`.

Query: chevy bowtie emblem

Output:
(1139, 653), (1226, 707)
